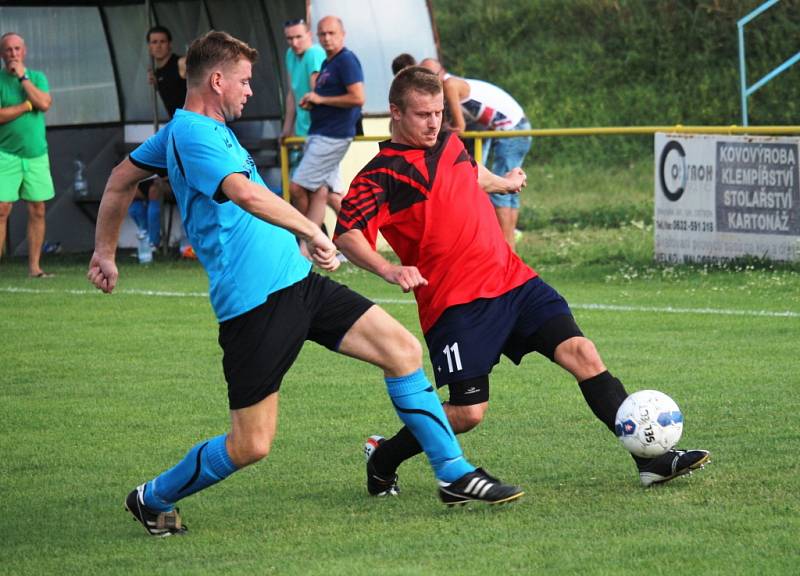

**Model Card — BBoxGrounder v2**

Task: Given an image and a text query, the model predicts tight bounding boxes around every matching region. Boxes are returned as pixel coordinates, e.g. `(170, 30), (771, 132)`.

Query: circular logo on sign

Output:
(659, 140), (687, 202)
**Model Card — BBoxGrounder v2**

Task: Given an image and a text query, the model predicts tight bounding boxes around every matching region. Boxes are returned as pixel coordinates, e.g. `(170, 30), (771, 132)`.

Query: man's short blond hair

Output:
(185, 30), (258, 87)
(389, 66), (442, 111)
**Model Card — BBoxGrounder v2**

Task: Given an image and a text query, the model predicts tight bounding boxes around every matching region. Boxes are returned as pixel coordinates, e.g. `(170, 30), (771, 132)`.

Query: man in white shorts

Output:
(289, 16), (364, 231)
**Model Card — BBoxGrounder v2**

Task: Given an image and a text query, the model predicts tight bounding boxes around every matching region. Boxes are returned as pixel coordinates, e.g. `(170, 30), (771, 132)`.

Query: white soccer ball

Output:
(614, 390), (683, 458)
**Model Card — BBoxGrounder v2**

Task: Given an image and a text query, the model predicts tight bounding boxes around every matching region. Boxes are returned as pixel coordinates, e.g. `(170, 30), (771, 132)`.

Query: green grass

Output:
(519, 159), (654, 233)
(1, 250), (798, 575)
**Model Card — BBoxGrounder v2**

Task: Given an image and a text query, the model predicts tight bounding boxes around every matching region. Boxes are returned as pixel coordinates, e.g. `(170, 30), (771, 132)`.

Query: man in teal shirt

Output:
(0, 32), (54, 277)
(280, 18), (326, 175)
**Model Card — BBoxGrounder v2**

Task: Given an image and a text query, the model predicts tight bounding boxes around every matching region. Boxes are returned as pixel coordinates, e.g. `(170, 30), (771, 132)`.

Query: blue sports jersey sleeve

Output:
(130, 125), (171, 172)
(170, 120), (249, 198)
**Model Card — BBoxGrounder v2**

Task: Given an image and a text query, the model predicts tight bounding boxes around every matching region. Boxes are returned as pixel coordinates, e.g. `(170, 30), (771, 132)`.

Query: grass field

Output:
(1, 244), (798, 575)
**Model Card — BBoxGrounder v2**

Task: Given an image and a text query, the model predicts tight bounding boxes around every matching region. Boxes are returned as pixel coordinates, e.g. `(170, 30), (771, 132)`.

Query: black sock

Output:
(578, 370), (629, 433)
(578, 372), (654, 465)
(371, 426), (423, 477)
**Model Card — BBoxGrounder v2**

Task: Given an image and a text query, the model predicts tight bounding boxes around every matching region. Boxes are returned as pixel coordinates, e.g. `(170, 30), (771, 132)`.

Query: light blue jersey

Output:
(129, 123), (171, 173)
(132, 109), (310, 321)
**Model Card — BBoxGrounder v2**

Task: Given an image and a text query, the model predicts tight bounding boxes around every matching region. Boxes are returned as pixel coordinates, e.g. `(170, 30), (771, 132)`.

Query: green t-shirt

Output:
(0, 68), (49, 158)
(285, 44), (326, 136)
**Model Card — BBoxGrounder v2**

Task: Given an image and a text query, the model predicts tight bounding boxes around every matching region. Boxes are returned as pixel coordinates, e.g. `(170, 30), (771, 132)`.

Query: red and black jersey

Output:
(334, 131), (536, 333)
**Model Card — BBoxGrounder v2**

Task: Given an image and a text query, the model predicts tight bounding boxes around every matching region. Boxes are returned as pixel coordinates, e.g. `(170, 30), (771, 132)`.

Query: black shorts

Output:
(218, 272), (374, 410)
(424, 277), (583, 389)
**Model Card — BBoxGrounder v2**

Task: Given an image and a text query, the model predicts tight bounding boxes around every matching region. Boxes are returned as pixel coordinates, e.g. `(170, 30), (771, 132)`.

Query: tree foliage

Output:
(431, 0), (800, 162)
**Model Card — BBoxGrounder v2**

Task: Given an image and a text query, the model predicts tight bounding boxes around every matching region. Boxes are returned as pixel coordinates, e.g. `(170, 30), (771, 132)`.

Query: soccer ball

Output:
(614, 390), (683, 457)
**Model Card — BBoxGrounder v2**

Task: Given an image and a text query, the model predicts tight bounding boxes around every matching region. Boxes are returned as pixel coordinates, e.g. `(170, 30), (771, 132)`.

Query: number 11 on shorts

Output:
(443, 342), (462, 373)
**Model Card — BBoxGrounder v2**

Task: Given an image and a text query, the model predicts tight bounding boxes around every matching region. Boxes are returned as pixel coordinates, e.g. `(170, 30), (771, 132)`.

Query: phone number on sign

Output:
(656, 219), (715, 232)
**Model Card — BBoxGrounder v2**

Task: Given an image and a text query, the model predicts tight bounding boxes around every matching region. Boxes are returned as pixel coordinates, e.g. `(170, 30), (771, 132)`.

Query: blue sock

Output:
(385, 369), (475, 483)
(147, 200), (161, 246)
(128, 199), (147, 231)
(143, 434), (238, 512)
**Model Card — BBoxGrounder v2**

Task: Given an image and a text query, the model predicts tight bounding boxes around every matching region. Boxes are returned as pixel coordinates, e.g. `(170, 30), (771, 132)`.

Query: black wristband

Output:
(19, 74), (29, 83)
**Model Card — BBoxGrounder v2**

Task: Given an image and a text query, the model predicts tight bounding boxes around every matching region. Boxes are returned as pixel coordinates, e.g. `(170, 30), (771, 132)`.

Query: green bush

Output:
(431, 0), (800, 164)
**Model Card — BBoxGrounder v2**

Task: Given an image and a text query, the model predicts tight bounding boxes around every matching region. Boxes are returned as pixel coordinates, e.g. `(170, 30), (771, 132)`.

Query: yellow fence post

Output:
(473, 136), (483, 165)
(279, 142), (290, 202)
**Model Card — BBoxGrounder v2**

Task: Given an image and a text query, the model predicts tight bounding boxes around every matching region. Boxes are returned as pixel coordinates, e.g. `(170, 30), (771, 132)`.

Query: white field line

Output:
(374, 299), (799, 318)
(1, 286), (798, 318)
(0, 286), (208, 298)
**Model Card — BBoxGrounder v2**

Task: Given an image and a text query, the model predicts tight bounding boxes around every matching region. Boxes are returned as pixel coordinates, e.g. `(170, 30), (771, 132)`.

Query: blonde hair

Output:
(389, 66), (442, 111)
(185, 30), (258, 87)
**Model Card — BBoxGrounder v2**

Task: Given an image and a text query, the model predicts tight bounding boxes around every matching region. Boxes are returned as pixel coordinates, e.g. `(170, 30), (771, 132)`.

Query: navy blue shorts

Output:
(424, 277), (582, 387)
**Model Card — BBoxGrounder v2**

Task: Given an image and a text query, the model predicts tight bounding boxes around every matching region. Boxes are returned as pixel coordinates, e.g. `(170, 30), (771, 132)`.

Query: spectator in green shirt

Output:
(0, 32), (55, 277)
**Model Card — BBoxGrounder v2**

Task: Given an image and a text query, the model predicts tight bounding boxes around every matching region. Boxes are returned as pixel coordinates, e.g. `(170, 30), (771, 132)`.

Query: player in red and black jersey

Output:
(335, 66), (710, 492)
(337, 116), (533, 333)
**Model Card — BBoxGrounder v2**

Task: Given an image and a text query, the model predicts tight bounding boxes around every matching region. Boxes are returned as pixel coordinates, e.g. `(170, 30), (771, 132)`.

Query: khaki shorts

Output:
(291, 135), (352, 194)
(0, 150), (55, 202)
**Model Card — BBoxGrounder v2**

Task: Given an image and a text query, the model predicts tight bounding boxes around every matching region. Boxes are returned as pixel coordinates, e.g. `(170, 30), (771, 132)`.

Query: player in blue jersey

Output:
(87, 31), (522, 537)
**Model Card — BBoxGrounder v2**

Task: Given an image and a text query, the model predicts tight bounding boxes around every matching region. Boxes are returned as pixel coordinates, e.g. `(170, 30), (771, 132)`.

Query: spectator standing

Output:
(281, 18), (326, 177)
(0, 32), (54, 277)
(289, 16), (364, 231)
(422, 58), (531, 252)
(130, 25), (192, 256)
(147, 25), (186, 118)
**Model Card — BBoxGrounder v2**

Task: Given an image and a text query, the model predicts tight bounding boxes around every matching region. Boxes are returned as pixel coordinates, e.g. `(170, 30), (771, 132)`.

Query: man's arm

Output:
(335, 229), (427, 293)
(477, 164), (527, 194)
(281, 86), (297, 139)
(299, 81), (364, 109)
(221, 173), (339, 271)
(0, 101), (33, 124)
(443, 78), (467, 133)
(8, 63), (51, 111)
(87, 158), (154, 293)
(21, 77), (51, 111)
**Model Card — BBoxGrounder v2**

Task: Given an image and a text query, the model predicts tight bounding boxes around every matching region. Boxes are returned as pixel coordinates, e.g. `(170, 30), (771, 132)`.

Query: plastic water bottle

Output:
(43, 241), (61, 255)
(137, 229), (153, 264)
(73, 159), (88, 200)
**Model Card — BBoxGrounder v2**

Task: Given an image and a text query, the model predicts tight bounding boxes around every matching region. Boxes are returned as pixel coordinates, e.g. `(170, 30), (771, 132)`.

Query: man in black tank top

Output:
(146, 25), (187, 119)
(129, 26), (193, 257)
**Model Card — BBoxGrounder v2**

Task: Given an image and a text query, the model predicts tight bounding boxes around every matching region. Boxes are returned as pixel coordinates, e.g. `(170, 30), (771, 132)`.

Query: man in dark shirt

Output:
(131, 25), (190, 255)
(289, 16), (364, 230)
(146, 25), (186, 119)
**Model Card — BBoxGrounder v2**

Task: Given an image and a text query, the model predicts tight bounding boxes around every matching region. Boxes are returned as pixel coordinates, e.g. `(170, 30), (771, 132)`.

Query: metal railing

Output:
(279, 124), (800, 199)
(738, 0), (800, 126)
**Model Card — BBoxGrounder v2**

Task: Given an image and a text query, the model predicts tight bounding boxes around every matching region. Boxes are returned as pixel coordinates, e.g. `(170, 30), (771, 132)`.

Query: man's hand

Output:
(504, 167), (527, 193)
(381, 265), (428, 293)
(299, 92), (321, 110)
(306, 230), (340, 272)
(478, 164), (526, 194)
(87, 252), (119, 294)
(147, 69), (156, 86)
(279, 127), (295, 145)
(8, 61), (25, 78)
